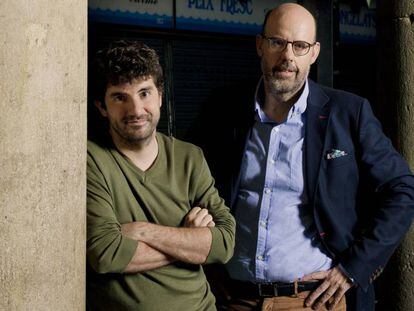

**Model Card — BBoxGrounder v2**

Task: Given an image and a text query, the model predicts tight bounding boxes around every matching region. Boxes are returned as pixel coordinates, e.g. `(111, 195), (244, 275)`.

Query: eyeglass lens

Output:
(267, 37), (311, 56)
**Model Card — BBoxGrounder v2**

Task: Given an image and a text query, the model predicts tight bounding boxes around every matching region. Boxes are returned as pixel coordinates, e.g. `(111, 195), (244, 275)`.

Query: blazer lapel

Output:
(305, 80), (331, 201)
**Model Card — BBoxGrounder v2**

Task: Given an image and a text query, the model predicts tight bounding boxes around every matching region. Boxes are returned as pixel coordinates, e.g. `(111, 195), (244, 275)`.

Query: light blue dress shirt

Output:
(227, 79), (333, 282)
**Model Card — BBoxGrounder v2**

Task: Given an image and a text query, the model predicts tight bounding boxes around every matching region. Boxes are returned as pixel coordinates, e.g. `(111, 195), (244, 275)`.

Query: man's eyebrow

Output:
(108, 91), (126, 97)
(138, 86), (154, 92)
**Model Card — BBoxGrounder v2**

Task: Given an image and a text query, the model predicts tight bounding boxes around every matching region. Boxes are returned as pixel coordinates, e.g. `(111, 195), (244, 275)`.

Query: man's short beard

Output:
(265, 76), (300, 95)
(264, 68), (309, 97)
(110, 114), (158, 146)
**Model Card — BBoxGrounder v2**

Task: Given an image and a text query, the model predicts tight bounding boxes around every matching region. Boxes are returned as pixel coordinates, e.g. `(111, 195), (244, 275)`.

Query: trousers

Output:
(219, 291), (346, 311)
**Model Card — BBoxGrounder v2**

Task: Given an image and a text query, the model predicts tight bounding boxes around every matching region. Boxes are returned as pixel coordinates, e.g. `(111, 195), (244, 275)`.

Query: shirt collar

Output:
(254, 77), (309, 123)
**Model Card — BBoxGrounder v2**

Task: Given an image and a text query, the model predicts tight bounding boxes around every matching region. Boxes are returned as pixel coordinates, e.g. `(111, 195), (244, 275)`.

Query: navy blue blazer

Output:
(189, 79), (414, 310)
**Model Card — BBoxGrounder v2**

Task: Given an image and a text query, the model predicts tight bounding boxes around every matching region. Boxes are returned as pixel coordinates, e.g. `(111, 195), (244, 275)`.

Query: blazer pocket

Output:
(324, 153), (354, 168)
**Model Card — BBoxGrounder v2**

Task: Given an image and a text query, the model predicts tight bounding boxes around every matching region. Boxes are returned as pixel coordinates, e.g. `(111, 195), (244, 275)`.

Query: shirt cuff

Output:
(338, 263), (356, 285)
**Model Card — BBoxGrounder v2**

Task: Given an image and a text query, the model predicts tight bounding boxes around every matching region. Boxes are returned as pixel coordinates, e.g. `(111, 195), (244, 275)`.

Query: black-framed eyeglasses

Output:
(262, 35), (317, 56)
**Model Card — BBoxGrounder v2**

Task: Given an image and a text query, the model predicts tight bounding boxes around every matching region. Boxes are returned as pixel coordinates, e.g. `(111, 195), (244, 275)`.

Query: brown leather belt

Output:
(230, 279), (321, 298)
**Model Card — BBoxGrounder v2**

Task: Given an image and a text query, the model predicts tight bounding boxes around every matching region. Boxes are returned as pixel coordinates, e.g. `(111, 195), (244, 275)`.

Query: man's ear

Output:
(310, 42), (321, 65)
(94, 100), (108, 117)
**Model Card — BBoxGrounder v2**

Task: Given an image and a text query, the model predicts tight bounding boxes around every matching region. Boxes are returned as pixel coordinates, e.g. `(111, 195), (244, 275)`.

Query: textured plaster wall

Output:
(377, 1), (414, 311)
(0, 1), (87, 310)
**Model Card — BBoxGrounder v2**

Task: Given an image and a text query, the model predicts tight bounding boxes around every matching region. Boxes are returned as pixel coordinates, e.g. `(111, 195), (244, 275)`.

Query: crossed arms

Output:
(122, 207), (215, 273)
(86, 144), (235, 274)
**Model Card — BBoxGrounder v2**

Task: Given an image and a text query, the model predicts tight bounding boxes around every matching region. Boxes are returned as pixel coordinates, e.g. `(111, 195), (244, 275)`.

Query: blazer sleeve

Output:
(339, 99), (414, 291)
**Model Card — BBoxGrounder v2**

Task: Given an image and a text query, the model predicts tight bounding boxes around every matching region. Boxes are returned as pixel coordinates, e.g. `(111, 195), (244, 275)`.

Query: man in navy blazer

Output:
(191, 3), (414, 311)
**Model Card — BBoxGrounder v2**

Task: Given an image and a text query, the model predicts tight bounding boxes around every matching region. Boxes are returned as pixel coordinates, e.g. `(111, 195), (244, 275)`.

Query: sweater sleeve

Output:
(190, 148), (236, 264)
(86, 150), (138, 274)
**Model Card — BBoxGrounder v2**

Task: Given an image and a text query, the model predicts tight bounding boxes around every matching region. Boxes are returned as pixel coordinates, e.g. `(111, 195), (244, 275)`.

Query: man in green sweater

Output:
(87, 41), (235, 311)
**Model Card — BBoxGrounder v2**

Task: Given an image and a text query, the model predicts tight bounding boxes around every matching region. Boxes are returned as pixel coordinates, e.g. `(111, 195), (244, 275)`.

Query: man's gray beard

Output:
(264, 64), (310, 97)
(265, 75), (305, 96)
(265, 72), (309, 95)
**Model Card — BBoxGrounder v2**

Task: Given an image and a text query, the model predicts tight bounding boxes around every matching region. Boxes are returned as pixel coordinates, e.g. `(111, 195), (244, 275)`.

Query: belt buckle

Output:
(258, 283), (278, 297)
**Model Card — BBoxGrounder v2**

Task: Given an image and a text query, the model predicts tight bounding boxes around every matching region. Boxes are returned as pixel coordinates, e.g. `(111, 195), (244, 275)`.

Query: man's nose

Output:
(128, 97), (145, 114)
(279, 42), (295, 61)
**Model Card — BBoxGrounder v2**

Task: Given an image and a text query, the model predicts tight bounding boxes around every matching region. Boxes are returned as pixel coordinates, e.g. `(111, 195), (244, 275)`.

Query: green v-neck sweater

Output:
(87, 133), (235, 311)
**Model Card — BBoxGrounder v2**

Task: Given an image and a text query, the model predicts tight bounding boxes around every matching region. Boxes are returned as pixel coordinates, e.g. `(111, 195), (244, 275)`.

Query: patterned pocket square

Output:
(326, 149), (348, 160)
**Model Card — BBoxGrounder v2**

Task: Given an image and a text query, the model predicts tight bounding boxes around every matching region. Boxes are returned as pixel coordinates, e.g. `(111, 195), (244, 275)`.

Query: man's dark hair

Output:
(91, 40), (164, 104)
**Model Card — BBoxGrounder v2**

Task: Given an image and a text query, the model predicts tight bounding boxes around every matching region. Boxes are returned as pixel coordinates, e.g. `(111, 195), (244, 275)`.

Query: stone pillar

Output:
(376, 2), (414, 311)
(0, 1), (87, 310)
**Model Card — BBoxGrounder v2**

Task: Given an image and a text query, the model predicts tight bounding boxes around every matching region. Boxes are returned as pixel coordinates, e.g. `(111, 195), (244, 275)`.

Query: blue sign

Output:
(339, 4), (376, 44)
(88, 0), (173, 29)
(176, 0), (294, 35)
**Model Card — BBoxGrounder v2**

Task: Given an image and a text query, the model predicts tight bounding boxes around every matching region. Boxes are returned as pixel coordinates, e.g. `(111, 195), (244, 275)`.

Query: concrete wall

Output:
(0, 1), (87, 310)
(377, 1), (414, 311)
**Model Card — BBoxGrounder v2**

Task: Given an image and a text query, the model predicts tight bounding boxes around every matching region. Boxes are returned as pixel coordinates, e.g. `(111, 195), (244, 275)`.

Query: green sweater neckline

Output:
(109, 132), (165, 183)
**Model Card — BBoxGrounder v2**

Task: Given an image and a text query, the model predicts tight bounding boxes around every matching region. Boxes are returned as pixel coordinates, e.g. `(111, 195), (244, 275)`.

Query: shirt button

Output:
(257, 255), (264, 261)
(270, 159), (276, 164)
(264, 188), (271, 194)
(260, 221), (267, 228)
(273, 127), (280, 132)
